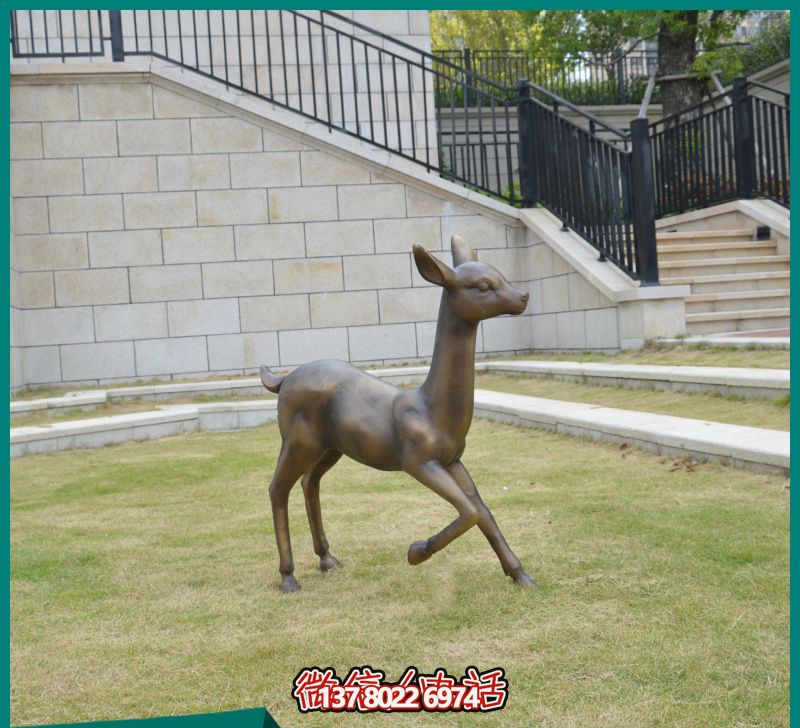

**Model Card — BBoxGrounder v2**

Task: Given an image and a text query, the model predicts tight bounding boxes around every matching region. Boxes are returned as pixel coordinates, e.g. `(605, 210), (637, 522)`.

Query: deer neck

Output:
(420, 293), (478, 435)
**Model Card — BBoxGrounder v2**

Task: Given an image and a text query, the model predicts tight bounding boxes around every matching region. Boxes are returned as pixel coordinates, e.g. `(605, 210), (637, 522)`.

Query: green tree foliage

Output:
(429, 10), (535, 51)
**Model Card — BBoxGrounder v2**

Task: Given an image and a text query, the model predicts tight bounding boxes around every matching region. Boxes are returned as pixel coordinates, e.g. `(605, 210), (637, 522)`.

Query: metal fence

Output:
(10, 10), (791, 286)
(434, 47), (659, 106)
(649, 77), (790, 218)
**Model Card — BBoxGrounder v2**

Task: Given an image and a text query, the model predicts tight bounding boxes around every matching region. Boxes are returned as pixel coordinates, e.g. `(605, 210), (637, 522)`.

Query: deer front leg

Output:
(403, 459), (480, 566)
(448, 461), (536, 588)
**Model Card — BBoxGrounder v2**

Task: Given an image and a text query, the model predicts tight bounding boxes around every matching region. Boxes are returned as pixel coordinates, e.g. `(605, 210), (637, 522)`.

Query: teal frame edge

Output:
(5, 3), (794, 728)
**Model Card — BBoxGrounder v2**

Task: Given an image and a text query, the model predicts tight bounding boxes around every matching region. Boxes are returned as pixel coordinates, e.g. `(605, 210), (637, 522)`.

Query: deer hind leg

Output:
(404, 460), (480, 566)
(301, 449), (343, 572)
(448, 461), (535, 588)
(269, 442), (316, 594)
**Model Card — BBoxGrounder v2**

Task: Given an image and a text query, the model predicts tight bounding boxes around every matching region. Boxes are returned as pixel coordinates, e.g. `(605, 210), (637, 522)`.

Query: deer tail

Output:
(259, 365), (284, 394)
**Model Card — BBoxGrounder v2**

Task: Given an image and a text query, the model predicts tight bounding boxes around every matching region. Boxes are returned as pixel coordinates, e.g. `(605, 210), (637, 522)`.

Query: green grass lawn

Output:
(11, 422), (788, 727)
(476, 373), (790, 431)
(496, 342), (789, 370)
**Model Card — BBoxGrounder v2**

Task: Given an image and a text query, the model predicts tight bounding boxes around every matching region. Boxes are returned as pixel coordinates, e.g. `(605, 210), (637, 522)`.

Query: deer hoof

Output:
(511, 569), (536, 588)
(407, 540), (431, 565)
(280, 574), (301, 594)
(320, 554), (342, 572)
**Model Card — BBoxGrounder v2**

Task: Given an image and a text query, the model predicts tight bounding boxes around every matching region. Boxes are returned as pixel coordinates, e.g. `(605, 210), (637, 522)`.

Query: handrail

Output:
(520, 80), (629, 139)
(638, 66), (658, 118)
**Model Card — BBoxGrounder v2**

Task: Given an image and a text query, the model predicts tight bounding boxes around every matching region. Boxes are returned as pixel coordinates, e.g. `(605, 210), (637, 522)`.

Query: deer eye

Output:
(475, 280), (491, 292)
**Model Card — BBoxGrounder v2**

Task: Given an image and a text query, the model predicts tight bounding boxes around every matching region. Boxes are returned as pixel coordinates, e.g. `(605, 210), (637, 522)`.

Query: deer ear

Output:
(451, 234), (477, 267)
(413, 244), (454, 288)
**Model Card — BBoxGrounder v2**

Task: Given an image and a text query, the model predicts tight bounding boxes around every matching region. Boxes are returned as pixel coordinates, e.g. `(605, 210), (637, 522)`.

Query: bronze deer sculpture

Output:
(260, 235), (535, 593)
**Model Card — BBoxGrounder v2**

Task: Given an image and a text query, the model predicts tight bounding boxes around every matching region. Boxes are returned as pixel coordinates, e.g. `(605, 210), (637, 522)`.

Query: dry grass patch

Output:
(11, 421), (788, 727)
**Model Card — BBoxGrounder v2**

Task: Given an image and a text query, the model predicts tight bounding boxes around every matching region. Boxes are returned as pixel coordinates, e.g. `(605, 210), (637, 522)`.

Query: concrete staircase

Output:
(657, 228), (790, 335)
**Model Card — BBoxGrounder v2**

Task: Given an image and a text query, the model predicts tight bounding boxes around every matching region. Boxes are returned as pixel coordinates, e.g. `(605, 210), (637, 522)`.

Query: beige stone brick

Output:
(530, 243), (555, 278)
(379, 286), (440, 324)
(163, 226), (234, 264)
(300, 150), (370, 185)
(207, 331), (279, 370)
(343, 253), (410, 291)
(374, 216), (441, 254)
(89, 229), (163, 268)
(168, 298), (240, 336)
(79, 82), (153, 120)
(274, 258), (342, 294)
(441, 215), (508, 251)
(279, 327), (349, 366)
(20, 346), (61, 384)
(405, 187), (470, 217)
(541, 275), (569, 314)
(239, 294), (310, 332)
(309, 290), (379, 328)
(12, 197), (49, 235)
(42, 120), (118, 158)
(118, 119), (191, 156)
(482, 315), (534, 352)
(478, 247), (530, 281)
(556, 310), (587, 349)
(230, 152), (301, 188)
(349, 323), (417, 361)
(130, 264), (202, 302)
(11, 84), (79, 122)
(17, 272), (54, 309)
(305, 220), (373, 257)
(262, 126), (309, 152)
(11, 159), (83, 197)
(197, 189), (268, 226)
(153, 85), (226, 118)
(158, 154), (231, 191)
(10, 123), (43, 159)
(191, 117), (263, 153)
(531, 313), (558, 349)
(552, 251), (573, 276)
(124, 191), (196, 229)
(202, 260), (274, 298)
(61, 341), (136, 381)
(55, 267), (129, 306)
(135, 336), (208, 376)
(235, 223), (305, 260)
(415, 320), (438, 358)
(269, 187), (338, 223)
(84, 157), (158, 194)
(585, 308), (619, 349)
(49, 194), (124, 233)
(568, 273), (610, 310)
(14, 233), (88, 271)
(338, 184), (406, 220)
(20, 306), (94, 346)
(94, 302), (168, 342)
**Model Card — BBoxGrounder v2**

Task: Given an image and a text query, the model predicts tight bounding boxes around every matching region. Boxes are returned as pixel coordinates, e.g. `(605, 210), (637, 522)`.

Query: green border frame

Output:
(4, 4), (794, 727)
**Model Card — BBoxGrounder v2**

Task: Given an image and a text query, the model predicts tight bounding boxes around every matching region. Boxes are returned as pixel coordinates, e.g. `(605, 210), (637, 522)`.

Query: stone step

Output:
(686, 307), (790, 335)
(10, 390), (789, 474)
(656, 228), (753, 242)
(685, 289), (790, 314)
(657, 240), (777, 262)
(660, 255), (790, 279)
(665, 270), (790, 294)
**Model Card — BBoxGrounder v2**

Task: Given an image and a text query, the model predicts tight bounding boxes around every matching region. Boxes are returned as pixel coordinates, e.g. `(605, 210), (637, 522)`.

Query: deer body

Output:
(262, 236), (535, 593)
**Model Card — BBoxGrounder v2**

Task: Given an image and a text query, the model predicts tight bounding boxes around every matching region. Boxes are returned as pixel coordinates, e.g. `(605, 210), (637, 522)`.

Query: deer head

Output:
(413, 235), (529, 323)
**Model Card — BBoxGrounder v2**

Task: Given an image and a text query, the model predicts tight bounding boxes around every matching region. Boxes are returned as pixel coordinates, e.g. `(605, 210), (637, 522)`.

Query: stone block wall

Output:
(10, 71), (623, 391)
(11, 10), (437, 166)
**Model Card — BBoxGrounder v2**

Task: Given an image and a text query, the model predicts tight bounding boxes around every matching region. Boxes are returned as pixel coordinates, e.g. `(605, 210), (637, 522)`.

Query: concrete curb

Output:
(12, 361), (788, 419)
(473, 389), (788, 475)
(11, 389), (789, 475)
(475, 360), (789, 399)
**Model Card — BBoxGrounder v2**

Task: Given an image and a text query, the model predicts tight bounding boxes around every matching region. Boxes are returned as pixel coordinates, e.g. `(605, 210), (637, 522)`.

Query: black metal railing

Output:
(435, 46), (660, 106)
(518, 83), (658, 283)
(650, 77), (789, 217)
(9, 9), (105, 58)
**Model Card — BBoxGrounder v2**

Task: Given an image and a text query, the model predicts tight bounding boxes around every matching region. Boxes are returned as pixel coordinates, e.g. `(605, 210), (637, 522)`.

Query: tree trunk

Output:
(658, 11), (703, 119)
